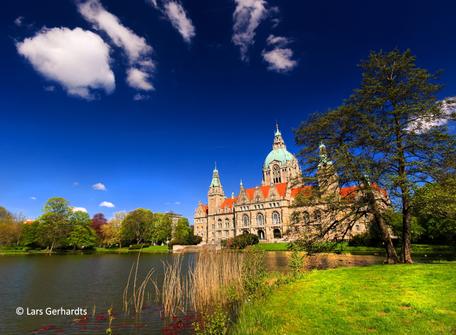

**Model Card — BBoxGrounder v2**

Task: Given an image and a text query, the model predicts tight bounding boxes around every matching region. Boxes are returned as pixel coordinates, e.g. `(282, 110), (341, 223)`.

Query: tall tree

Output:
(67, 211), (97, 250)
(151, 213), (172, 245)
(37, 197), (73, 252)
(296, 50), (455, 263)
(345, 50), (455, 262)
(120, 208), (154, 245)
(91, 213), (107, 236)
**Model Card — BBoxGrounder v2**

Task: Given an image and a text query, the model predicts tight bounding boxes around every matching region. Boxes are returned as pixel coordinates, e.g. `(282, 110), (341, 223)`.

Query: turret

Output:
(317, 142), (340, 198)
(208, 163), (225, 214)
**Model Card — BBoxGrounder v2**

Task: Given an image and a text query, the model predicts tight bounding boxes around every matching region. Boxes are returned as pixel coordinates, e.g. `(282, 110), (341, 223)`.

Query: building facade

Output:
(194, 126), (378, 244)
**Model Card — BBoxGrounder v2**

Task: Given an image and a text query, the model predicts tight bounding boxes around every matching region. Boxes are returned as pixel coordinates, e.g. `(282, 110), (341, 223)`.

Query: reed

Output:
(123, 250), (159, 314)
(160, 251), (250, 319)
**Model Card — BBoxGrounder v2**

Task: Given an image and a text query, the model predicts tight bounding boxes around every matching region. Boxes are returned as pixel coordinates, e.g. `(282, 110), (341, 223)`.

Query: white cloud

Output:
(78, 0), (155, 91)
(133, 93), (149, 101)
(92, 182), (107, 191)
(148, 0), (158, 8)
(73, 181), (80, 187)
(30, 196), (37, 200)
(163, 1), (195, 43)
(16, 27), (115, 99)
(232, 0), (268, 61)
(73, 207), (88, 213)
(99, 201), (115, 208)
(14, 16), (24, 27)
(262, 47), (297, 73)
(127, 67), (154, 91)
(174, 201), (181, 205)
(407, 97), (456, 133)
(266, 34), (291, 47)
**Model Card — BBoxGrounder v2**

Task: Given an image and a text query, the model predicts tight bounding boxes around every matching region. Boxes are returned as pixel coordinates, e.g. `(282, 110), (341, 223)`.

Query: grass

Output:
(0, 245), (169, 255)
(232, 263), (456, 335)
(255, 242), (456, 256)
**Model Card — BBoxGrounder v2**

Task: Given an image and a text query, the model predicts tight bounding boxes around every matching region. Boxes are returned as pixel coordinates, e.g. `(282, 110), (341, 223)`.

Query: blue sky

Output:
(1, 0), (456, 221)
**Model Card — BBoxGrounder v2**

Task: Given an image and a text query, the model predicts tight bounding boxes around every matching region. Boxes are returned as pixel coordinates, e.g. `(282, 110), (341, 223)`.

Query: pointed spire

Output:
(240, 179), (244, 190)
(210, 165), (222, 188)
(231, 192), (235, 199)
(273, 123), (285, 149)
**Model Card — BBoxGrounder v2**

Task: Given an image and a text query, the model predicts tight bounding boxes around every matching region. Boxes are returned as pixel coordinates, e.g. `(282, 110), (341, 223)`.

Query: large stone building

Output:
(194, 126), (378, 244)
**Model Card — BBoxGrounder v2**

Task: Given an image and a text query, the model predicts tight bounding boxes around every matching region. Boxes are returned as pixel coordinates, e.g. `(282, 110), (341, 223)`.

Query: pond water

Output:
(0, 252), (386, 335)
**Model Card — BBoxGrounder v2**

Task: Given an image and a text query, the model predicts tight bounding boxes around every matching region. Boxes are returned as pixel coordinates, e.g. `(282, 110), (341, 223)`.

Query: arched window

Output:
(257, 229), (265, 240)
(218, 219), (222, 229)
(273, 164), (282, 183)
(256, 213), (264, 226)
(303, 211), (310, 225)
(272, 211), (281, 225)
(242, 214), (249, 227)
(273, 228), (281, 239)
(314, 210), (321, 223)
(225, 218), (230, 229)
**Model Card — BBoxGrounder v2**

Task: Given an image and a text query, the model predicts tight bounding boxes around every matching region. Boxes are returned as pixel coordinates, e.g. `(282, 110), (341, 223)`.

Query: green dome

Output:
(264, 148), (295, 167)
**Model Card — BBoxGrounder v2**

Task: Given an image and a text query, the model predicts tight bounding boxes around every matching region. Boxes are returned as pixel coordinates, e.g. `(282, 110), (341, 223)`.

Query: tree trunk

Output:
(401, 196), (413, 263)
(366, 190), (399, 264)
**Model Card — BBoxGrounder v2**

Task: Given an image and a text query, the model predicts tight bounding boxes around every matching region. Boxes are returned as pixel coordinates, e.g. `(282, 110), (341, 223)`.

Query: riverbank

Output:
(0, 245), (169, 255)
(257, 242), (456, 256)
(233, 263), (456, 334)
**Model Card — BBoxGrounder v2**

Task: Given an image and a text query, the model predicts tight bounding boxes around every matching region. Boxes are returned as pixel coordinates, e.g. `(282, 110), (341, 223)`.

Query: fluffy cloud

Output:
(266, 34), (291, 47)
(262, 47), (297, 73)
(163, 1), (195, 43)
(14, 16), (24, 27)
(16, 27), (115, 99)
(30, 196), (37, 200)
(73, 207), (88, 213)
(92, 182), (107, 191)
(78, 0), (155, 91)
(127, 68), (154, 91)
(133, 93), (149, 101)
(407, 97), (456, 133)
(232, 0), (268, 61)
(99, 201), (115, 208)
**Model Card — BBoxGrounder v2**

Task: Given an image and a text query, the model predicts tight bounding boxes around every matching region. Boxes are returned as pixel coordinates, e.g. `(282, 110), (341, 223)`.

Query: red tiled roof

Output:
(243, 182), (288, 201)
(290, 185), (313, 198)
(220, 197), (237, 209)
(201, 204), (208, 213)
(339, 183), (388, 198)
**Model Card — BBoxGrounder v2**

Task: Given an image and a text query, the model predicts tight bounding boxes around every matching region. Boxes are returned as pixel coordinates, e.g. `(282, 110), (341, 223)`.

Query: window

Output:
(272, 211), (281, 225)
(273, 164), (282, 183)
(303, 211), (310, 225)
(355, 224), (360, 231)
(225, 218), (230, 229)
(256, 213), (264, 226)
(218, 219), (222, 229)
(243, 214), (250, 227)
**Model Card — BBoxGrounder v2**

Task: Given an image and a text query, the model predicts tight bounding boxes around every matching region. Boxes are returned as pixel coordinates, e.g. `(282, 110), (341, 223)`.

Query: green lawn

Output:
(233, 263), (456, 335)
(255, 242), (455, 256)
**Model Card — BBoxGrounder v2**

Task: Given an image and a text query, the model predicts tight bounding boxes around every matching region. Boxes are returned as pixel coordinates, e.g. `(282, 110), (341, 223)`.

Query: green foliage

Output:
(0, 206), (22, 246)
(120, 208), (154, 245)
(224, 233), (259, 249)
(66, 211), (97, 250)
(169, 217), (202, 246)
(151, 213), (172, 244)
(412, 176), (456, 244)
(242, 247), (266, 296)
(289, 250), (305, 277)
(194, 307), (229, 335)
(290, 239), (338, 254)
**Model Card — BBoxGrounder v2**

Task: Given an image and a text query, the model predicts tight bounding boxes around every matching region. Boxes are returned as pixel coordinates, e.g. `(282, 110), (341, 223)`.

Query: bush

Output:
(224, 233), (259, 249)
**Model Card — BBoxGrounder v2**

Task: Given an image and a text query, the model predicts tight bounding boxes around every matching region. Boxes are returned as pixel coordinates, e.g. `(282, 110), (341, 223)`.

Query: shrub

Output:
(128, 243), (150, 250)
(224, 233), (259, 249)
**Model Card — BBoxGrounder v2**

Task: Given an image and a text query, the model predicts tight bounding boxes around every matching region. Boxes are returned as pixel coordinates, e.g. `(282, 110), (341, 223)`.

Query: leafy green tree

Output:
(170, 217), (202, 245)
(66, 211), (97, 250)
(296, 49), (456, 263)
(151, 213), (172, 245)
(412, 176), (456, 244)
(101, 212), (124, 247)
(36, 197), (73, 252)
(0, 206), (23, 246)
(120, 208), (154, 245)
